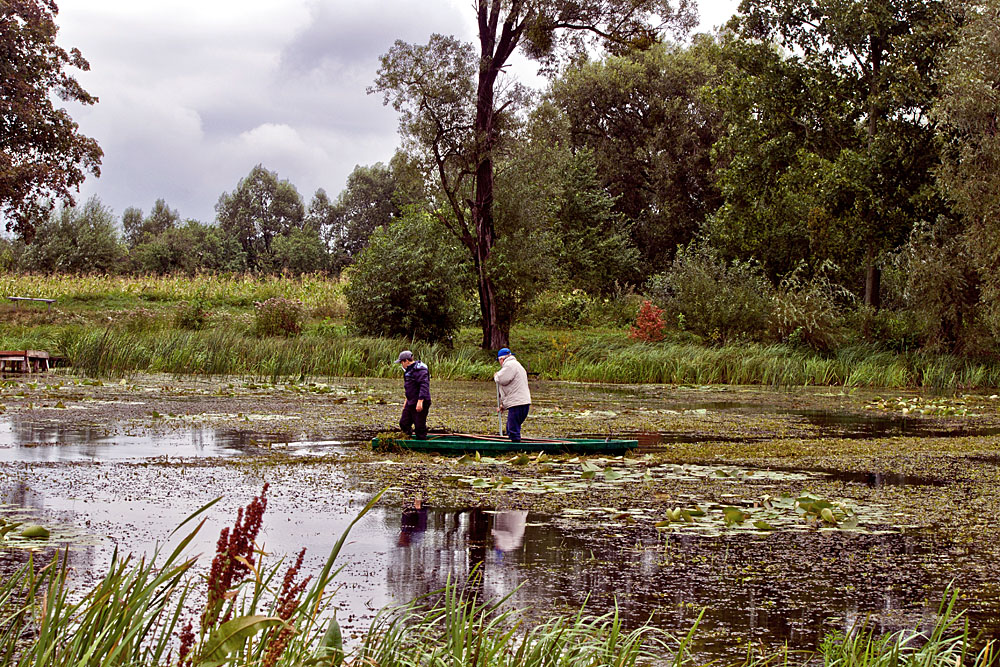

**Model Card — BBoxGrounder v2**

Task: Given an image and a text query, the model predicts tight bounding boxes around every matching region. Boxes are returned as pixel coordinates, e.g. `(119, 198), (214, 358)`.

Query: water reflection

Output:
(384, 505), (998, 656)
(0, 418), (347, 462)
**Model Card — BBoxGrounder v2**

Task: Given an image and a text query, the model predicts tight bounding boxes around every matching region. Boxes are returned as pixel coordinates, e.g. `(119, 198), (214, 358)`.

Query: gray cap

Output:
(395, 350), (413, 363)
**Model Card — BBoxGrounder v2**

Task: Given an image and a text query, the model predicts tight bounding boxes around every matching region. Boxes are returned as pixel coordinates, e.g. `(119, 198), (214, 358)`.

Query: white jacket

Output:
(494, 355), (531, 408)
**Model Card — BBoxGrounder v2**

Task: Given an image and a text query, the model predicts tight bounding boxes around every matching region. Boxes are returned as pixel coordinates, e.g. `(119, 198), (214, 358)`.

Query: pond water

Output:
(0, 419), (348, 462)
(2, 377), (1000, 657)
(6, 470), (995, 656)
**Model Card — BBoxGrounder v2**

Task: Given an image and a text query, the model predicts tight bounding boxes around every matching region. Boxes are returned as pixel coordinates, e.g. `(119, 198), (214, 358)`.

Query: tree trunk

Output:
(471, 5), (510, 350)
(864, 260), (881, 310)
(863, 33), (883, 311)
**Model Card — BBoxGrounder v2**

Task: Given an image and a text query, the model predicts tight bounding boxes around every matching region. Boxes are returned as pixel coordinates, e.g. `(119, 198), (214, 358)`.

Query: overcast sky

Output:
(55, 0), (739, 224)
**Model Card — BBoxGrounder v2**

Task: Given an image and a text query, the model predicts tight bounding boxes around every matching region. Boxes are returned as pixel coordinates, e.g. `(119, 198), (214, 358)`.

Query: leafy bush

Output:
(771, 262), (853, 351)
(19, 197), (124, 274)
(629, 300), (667, 342)
(848, 306), (921, 353)
(174, 294), (210, 330)
(584, 285), (643, 328)
(646, 244), (774, 343)
(522, 289), (591, 326)
(902, 218), (982, 352)
(344, 211), (469, 343)
(254, 297), (304, 337)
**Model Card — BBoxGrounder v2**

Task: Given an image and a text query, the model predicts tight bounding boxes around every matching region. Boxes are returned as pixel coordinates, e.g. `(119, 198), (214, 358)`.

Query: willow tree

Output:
(726, 0), (958, 308)
(372, 0), (695, 348)
(934, 0), (1000, 336)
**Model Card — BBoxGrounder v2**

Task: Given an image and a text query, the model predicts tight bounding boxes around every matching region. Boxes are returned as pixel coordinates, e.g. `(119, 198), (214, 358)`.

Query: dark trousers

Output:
(400, 399), (431, 438)
(505, 404), (530, 442)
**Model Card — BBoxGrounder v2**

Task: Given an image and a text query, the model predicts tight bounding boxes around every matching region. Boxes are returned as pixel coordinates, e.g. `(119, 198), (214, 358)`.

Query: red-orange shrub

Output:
(629, 300), (666, 342)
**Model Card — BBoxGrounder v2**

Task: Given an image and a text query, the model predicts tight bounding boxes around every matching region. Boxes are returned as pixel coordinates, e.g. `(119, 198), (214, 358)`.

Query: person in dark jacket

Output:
(395, 350), (431, 438)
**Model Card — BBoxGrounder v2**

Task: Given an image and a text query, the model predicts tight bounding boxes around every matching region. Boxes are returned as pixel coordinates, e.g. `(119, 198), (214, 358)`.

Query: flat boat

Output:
(371, 433), (637, 456)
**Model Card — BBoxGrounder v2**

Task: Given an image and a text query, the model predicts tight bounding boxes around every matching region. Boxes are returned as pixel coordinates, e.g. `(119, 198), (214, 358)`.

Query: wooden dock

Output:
(0, 350), (51, 373)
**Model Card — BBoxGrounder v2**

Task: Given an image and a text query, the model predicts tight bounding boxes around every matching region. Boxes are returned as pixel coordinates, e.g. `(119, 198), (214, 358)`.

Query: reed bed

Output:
(0, 324), (990, 388)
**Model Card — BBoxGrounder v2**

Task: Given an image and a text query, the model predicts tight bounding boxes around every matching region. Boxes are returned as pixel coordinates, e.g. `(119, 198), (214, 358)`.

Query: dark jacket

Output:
(403, 361), (431, 404)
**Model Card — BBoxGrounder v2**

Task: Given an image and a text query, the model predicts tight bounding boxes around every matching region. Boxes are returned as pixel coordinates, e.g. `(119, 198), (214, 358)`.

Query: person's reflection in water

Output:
(491, 510), (527, 563)
(398, 495), (427, 547)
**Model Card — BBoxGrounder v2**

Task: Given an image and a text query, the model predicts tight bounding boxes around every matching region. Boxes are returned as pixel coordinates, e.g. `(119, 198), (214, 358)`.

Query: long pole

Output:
(496, 384), (503, 436)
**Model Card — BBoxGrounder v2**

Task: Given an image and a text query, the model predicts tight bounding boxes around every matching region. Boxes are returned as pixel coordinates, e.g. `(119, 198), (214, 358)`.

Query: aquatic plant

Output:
(357, 573), (690, 667)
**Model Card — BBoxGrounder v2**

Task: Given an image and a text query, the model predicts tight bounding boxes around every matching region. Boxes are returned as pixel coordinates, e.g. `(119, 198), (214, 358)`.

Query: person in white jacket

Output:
(494, 347), (531, 442)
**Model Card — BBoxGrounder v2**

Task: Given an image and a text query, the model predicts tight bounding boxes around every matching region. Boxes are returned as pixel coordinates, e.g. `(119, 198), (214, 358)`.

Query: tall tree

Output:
(122, 198), (180, 247)
(1, 0), (102, 241)
(726, 0), (958, 307)
(19, 196), (123, 273)
(934, 0), (1000, 337)
(319, 162), (407, 269)
(215, 164), (304, 271)
(549, 36), (726, 274)
(372, 0), (695, 348)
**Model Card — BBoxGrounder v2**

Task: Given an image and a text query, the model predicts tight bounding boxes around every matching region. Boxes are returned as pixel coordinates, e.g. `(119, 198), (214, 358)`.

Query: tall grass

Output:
(55, 328), (497, 381)
(1, 489), (382, 667)
(13, 326), (998, 388)
(358, 577), (695, 667)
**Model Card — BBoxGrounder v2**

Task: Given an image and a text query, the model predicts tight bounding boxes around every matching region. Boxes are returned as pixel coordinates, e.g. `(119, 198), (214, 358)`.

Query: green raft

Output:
(371, 433), (638, 456)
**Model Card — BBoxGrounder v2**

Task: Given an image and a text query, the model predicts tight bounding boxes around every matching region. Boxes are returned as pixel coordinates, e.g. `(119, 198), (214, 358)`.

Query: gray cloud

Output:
(52, 0), (735, 225)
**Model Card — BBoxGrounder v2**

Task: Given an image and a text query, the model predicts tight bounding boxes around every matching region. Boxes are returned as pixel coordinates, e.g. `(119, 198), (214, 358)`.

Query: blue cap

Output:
(497, 348), (511, 359)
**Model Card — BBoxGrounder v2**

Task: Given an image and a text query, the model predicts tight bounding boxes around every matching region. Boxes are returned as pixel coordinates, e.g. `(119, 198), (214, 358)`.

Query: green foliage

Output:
(216, 164), (306, 271)
(174, 291), (210, 331)
(18, 197), (124, 273)
(253, 297), (304, 338)
(848, 306), (921, 353)
(0, 236), (16, 272)
(0, 0), (103, 240)
(372, 1), (696, 348)
(899, 218), (982, 352)
(934, 0), (1000, 340)
(646, 244), (774, 343)
(128, 220), (247, 275)
(772, 262), (853, 351)
(584, 285), (642, 328)
(712, 2), (957, 299)
(345, 211), (469, 342)
(550, 151), (640, 292)
(316, 161), (413, 270)
(549, 37), (726, 273)
(522, 290), (592, 327)
(123, 199), (180, 247)
(269, 227), (329, 275)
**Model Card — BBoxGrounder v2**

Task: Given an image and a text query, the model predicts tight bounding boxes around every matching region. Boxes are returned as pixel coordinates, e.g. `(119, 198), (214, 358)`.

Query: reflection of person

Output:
(398, 495), (428, 547)
(395, 350), (431, 439)
(492, 510), (528, 552)
(494, 348), (531, 442)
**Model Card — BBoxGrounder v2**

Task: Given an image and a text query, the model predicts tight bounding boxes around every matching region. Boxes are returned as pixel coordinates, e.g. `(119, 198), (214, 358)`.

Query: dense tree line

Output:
(4, 0), (1000, 354)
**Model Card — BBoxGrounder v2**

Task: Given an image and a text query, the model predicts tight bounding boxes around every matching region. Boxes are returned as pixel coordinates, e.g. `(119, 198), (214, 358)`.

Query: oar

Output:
(496, 384), (503, 436)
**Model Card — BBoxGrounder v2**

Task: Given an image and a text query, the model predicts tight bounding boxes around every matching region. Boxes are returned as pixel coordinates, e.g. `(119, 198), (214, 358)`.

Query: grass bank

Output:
(2, 274), (999, 388)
